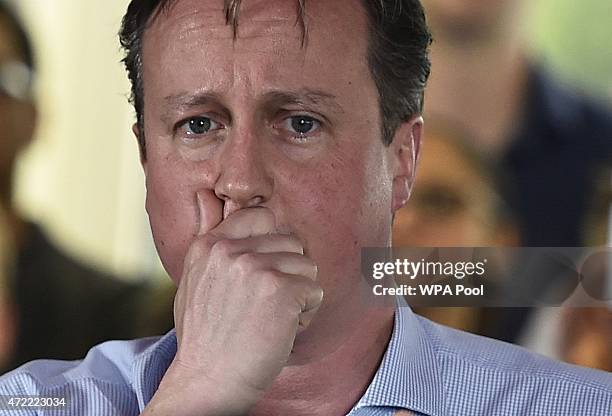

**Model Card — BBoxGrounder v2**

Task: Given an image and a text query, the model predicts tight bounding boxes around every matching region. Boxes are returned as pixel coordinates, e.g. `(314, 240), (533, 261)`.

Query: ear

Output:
(132, 123), (147, 173)
(390, 115), (423, 213)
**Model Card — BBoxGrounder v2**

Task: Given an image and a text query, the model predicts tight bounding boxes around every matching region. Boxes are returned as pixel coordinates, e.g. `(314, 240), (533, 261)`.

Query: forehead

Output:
(141, 0), (371, 97)
(147, 0), (366, 44)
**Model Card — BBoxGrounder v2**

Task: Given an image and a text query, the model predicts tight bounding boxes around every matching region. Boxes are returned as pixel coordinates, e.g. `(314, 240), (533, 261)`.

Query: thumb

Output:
(196, 190), (223, 236)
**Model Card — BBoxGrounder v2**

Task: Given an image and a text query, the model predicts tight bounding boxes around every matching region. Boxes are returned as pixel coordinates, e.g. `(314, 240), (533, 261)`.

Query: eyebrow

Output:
(261, 89), (344, 115)
(162, 88), (343, 117)
(163, 91), (223, 112)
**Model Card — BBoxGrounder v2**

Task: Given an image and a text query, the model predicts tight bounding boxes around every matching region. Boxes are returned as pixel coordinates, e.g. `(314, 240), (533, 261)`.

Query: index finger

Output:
(211, 207), (277, 239)
(196, 192), (276, 239)
(196, 190), (224, 236)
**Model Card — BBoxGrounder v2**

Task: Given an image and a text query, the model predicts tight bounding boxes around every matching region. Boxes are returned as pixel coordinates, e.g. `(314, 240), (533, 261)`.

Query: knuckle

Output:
(209, 238), (235, 258)
(234, 251), (261, 274)
(264, 268), (285, 282)
(187, 234), (216, 261)
(258, 269), (285, 296)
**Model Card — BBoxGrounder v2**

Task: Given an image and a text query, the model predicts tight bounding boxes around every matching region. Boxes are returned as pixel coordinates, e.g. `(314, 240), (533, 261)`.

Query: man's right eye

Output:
(178, 116), (223, 136)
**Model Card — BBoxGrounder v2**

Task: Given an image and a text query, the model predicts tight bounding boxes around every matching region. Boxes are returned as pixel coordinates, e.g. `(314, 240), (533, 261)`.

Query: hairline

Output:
(133, 0), (411, 157)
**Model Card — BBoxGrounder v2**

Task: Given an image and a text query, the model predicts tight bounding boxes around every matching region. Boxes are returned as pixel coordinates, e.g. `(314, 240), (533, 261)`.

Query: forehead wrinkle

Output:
(229, 21), (302, 45)
(219, 7), (304, 50)
(151, 0), (302, 45)
(148, 1), (233, 48)
(234, 0), (299, 24)
(145, 1), (304, 70)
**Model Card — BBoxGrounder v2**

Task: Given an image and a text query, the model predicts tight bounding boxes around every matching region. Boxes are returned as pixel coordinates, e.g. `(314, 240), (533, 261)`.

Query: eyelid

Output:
(277, 106), (331, 125)
(174, 114), (222, 129)
(273, 115), (323, 144)
(174, 115), (225, 139)
(277, 110), (324, 126)
(282, 113), (320, 127)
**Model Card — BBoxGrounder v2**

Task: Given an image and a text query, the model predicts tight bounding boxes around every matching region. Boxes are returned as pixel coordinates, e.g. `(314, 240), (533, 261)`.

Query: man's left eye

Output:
(282, 116), (321, 138)
(176, 116), (224, 138)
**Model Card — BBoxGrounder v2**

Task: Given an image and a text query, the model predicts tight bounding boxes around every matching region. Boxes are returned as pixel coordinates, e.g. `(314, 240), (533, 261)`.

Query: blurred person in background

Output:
(562, 305), (612, 372)
(521, 164), (612, 372)
(422, 0), (612, 344)
(423, 0), (612, 247)
(394, 122), (612, 372)
(393, 121), (518, 249)
(0, 1), (146, 374)
(561, 166), (612, 371)
(393, 121), (519, 336)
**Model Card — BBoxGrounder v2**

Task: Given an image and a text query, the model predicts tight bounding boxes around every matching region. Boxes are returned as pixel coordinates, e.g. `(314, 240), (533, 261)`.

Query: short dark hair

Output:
(0, 1), (35, 70)
(119, 0), (431, 157)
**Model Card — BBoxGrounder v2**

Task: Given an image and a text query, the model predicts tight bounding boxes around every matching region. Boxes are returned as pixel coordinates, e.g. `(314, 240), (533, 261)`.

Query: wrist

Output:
(142, 360), (262, 416)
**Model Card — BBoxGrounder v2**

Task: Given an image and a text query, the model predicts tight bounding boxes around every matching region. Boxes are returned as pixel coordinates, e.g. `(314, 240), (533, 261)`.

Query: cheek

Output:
(144, 155), (209, 281)
(277, 146), (393, 281)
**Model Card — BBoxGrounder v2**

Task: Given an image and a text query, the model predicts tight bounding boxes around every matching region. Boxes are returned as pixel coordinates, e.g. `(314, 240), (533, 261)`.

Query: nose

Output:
(214, 129), (273, 218)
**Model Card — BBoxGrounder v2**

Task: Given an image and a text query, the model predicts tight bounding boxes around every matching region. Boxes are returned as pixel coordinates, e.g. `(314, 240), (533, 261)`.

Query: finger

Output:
(282, 275), (323, 330)
(211, 207), (276, 240)
(231, 234), (304, 255)
(298, 289), (323, 333)
(298, 306), (321, 332)
(249, 252), (317, 281)
(196, 190), (223, 236)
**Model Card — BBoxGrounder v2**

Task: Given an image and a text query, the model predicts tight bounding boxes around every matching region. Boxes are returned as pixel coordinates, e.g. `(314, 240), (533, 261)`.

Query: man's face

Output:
(140, 0), (401, 312)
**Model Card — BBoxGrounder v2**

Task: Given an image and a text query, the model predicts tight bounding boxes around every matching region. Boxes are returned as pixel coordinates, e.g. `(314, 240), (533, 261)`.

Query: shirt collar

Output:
(351, 298), (445, 416)
(131, 299), (445, 415)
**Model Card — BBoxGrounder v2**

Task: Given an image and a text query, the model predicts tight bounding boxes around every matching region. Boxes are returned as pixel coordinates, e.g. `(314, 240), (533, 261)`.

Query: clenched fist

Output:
(142, 192), (323, 416)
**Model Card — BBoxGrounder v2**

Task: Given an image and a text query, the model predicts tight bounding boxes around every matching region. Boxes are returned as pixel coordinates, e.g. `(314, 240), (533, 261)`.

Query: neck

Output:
(425, 23), (529, 156)
(250, 302), (395, 416)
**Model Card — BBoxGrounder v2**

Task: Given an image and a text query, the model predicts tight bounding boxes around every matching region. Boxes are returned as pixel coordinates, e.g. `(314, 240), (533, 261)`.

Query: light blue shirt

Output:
(1, 304), (610, 415)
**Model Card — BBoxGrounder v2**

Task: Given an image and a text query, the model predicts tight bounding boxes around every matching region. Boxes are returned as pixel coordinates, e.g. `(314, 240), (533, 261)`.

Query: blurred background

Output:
(1, 0), (172, 373)
(13, 0), (159, 279)
(0, 0), (610, 373)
